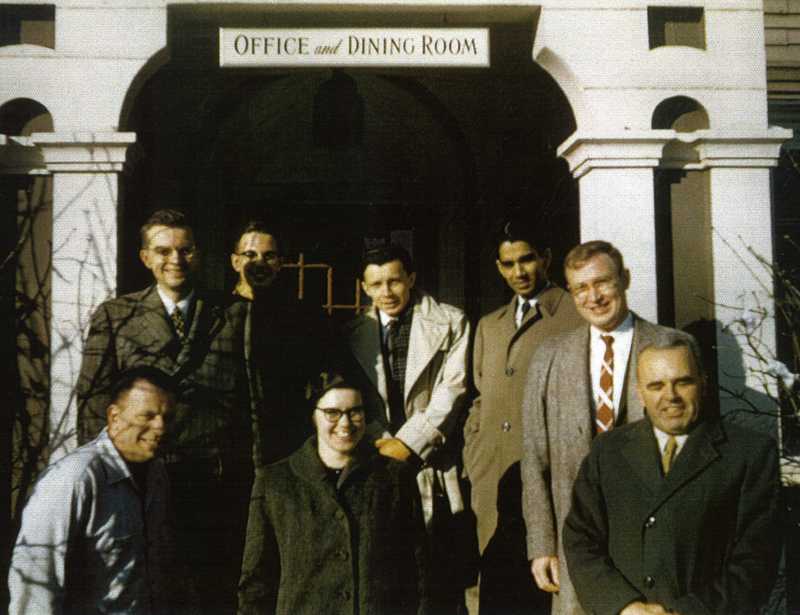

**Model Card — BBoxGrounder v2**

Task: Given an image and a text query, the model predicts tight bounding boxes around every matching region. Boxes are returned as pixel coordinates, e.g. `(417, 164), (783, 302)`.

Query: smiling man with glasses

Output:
(76, 208), (254, 612)
(520, 240), (698, 615)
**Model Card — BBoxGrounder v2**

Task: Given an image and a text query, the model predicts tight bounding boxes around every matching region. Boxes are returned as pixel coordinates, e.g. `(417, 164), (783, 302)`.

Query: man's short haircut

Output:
(637, 335), (705, 379)
(233, 219), (279, 253)
(495, 218), (540, 257)
(108, 366), (179, 406)
(564, 240), (625, 278)
(305, 370), (361, 411)
(140, 209), (193, 249)
(361, 244), (415, 275)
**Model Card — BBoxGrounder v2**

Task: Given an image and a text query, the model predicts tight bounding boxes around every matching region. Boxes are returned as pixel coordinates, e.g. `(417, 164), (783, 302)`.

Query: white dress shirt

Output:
(589, 312), (634, 418)
(514, 296), (539, 329)
(653, 426), (689, 458)
(156, 287), (194, 322)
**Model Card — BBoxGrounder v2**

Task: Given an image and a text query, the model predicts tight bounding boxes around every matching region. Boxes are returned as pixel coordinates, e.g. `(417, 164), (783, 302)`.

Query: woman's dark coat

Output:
(238, 438), (428, 615)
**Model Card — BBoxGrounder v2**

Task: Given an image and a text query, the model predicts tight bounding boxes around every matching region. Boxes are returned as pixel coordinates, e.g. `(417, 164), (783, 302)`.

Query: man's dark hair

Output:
(108, 366), (179, 406)
(360, 244), (415, 276)
(232, 219), (279, 253)
(495, 218), (541, 257)
(140, 209), (193, 249)
(564, 240), (626, 278)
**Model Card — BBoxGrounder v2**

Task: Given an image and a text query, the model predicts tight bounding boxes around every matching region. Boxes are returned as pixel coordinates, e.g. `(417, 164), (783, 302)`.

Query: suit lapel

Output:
(174, 294), (226, 373)
(349, 312), (387, 401)
(620, 420), (663, 497)
(652, 420), (721, 509)
(565, 326), (595, 446)
(138, 286), (176, 355)
(404, 298), (447, 400)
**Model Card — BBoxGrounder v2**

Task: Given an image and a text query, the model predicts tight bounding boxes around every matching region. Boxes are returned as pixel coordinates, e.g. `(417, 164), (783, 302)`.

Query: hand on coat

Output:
(375, 438), (413, 462)
(620, 601), (671, 615)
(531, 556), (560, 593)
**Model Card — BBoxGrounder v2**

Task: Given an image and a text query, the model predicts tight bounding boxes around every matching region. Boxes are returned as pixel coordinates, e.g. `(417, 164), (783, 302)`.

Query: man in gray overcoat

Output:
(521, 240), (697, 615)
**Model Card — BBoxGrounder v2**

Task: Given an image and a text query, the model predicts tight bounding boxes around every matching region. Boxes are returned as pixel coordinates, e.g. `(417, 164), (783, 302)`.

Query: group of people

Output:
(7, 208), (781, 615)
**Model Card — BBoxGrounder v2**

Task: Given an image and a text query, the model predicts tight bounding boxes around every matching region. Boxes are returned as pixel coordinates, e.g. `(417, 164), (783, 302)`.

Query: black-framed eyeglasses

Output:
(316, 406), (366, 423)
(237, 250), (280, 263)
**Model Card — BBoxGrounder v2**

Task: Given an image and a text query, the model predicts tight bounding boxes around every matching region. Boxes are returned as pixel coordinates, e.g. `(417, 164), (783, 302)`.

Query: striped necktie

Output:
(171, 308), (186, 340)
(595, 334), (614, 433)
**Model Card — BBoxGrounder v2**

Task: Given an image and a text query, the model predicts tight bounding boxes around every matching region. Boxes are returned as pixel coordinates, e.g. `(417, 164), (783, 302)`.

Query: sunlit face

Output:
(566, 253), (630, 332)
(496, 241), (550, 299)
(107, 379), (175, 463)
(313, 388), (366, 460)
(361, 260), (416, 318)
(637, 346), (702, 436)
(139, 225), (199, 297)
(231, 232), (280, 294)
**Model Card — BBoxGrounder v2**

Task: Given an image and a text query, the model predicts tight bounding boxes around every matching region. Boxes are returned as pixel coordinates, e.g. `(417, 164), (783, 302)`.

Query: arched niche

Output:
(652, 96), (709, 132)
(0, 97), (53, 136)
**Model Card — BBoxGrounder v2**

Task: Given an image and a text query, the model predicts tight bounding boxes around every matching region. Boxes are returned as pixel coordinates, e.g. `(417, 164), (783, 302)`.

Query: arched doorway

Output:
(120, 9), (577, 323)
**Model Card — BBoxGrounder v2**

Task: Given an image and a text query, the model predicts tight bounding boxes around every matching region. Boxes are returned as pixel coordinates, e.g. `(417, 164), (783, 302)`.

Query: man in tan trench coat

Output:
(463, 221), (581, 613)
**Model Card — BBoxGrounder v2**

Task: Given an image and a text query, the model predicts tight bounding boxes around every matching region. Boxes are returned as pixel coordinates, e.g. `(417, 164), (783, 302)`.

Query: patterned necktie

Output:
(171, 308), (186, 340)
(386, 319), (402, 381)
(661, 435), (677, 475)
(518, 300), (531, 328)
(595, 334), (615, 433)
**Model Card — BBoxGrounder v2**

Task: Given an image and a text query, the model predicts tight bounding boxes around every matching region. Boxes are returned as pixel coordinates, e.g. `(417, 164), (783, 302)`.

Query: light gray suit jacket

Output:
(521, 314), (695, 615)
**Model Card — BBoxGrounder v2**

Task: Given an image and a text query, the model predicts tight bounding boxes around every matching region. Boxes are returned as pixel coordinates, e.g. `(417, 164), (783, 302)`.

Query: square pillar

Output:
(559, 132), (670, 322)
(32, 132), (136, 459)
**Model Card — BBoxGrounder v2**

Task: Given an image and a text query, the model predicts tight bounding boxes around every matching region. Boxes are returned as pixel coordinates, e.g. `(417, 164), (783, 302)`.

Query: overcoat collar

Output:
(620, 417), (723, 509)
(290, 437), (379, 491)
(347, 292), (451, 402)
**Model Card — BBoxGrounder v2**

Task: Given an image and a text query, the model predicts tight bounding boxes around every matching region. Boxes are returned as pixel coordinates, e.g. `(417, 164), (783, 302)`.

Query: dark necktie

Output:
(519, 300), (531, 328)
(595, 335), (614, 433)
(171, 308), (186, 340)
(386, 319), (402, 381)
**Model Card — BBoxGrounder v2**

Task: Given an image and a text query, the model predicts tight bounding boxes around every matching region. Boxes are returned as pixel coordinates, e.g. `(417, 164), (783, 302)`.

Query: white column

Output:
(559, 132), (670, 322)
(32, 132), (136, 459)
(708, 166), (777, 416)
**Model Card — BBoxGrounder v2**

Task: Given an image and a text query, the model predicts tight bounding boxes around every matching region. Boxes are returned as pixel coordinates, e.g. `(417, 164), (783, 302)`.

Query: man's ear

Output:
(230, 253), (242, 273)
(408, 272), (417, 289)
(621, 268), (631, 291)
(139, 249), (150, 269)
(106, 403), (121, 433)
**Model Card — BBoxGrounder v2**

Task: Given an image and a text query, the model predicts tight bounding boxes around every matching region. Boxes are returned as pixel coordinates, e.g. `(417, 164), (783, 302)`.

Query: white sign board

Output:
(219, 28), (490, 67)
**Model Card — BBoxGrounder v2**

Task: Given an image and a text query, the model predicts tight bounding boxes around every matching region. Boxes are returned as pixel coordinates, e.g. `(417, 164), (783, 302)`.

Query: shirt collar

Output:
(156, 287), (194, 318)
(590, 311), (634, 341)
(653, 426), (689, 454)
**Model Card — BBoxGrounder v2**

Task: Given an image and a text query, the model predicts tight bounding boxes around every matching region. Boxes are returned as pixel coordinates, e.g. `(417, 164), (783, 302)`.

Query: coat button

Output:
(502, 421), (511, 432)
(336, 549), (349, 560)
(505, 367), (515, 377)
(334, 510), (345, 521)
(644, 576), (655, 589)
(644, 516), (656, 529)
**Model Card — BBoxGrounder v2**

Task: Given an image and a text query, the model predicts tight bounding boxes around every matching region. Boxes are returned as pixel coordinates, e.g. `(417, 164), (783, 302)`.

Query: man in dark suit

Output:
(76, 208), (251, 613)
(521, 240), (696, 615)
(462, 221), (582, 614)
(563, 339), (781, 615)
(229, 219), (330, 465)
